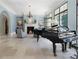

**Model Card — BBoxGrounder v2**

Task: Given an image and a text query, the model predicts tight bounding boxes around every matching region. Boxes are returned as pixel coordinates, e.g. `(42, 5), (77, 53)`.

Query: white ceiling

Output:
(0, 0), (66, 16)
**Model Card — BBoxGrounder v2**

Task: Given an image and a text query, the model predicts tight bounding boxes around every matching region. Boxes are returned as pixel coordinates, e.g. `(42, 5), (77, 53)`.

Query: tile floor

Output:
(0, 34), (76, 59)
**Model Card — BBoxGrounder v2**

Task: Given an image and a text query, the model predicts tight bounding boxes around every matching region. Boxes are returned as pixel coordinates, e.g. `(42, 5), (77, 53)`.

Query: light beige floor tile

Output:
(0, 35), (76, 59)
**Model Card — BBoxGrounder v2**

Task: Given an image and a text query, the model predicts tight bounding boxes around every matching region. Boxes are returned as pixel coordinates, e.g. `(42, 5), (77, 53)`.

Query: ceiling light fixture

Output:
(27, 5), (33, 24)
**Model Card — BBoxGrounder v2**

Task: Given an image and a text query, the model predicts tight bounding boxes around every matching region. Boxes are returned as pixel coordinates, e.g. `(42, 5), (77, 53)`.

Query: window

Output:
(55, 8), (59, 15)
(44, 13), (52, 28)
(60, 11), (68, 26)
(55, 15), (59, 25)
(54, 2), (68, 26)
(60, 3), (68, 12)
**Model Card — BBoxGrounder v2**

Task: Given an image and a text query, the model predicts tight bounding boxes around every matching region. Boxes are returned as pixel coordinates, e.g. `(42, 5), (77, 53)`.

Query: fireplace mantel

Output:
(26, 24), (35, 27)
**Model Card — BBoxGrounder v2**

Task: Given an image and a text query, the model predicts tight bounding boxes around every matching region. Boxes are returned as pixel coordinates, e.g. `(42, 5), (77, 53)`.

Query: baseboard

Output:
(9, 32), (16, 37)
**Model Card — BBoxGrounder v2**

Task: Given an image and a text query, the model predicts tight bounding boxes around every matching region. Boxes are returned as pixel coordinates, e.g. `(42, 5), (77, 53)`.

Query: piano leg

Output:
(37, 35), (39, 42)
(53, 43), (57, 56)
(69, 42), (72, 48)
(65, 42), (67, 51)
(62, 43), (65, 52)
(62, 42), (67, 52)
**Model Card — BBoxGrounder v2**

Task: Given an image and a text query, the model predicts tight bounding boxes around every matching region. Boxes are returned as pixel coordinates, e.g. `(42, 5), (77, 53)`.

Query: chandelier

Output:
(27, 5), (33, 24)
(28, 11), (33, 18)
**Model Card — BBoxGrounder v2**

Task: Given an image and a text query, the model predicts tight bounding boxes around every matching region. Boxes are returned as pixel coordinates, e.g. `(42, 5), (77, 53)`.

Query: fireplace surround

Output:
(27, 27), (34, 34)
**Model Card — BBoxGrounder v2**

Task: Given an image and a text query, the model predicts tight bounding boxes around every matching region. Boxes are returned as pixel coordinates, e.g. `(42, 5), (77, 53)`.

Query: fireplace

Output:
(27, 27), (34, 34)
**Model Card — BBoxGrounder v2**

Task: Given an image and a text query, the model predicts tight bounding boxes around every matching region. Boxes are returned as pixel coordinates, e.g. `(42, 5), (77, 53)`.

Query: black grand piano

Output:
(33, 25), (76, 56)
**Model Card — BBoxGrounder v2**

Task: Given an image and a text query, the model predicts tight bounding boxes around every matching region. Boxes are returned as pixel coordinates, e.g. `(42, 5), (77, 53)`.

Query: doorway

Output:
(1, 11), (9, 35)
(4, 16), (8, 35)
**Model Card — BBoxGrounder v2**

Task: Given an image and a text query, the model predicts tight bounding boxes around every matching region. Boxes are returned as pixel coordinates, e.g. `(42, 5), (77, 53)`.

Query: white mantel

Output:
(25, 24), (35, 27)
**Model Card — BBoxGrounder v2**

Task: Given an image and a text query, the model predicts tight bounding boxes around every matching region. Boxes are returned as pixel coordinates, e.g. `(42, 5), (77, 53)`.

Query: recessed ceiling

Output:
(0, 0), (66, 16)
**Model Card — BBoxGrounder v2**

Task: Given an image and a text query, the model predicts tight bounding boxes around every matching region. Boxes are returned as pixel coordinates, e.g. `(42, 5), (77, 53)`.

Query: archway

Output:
(1, 11), (9, 35)
(4, 16), (8, 35)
